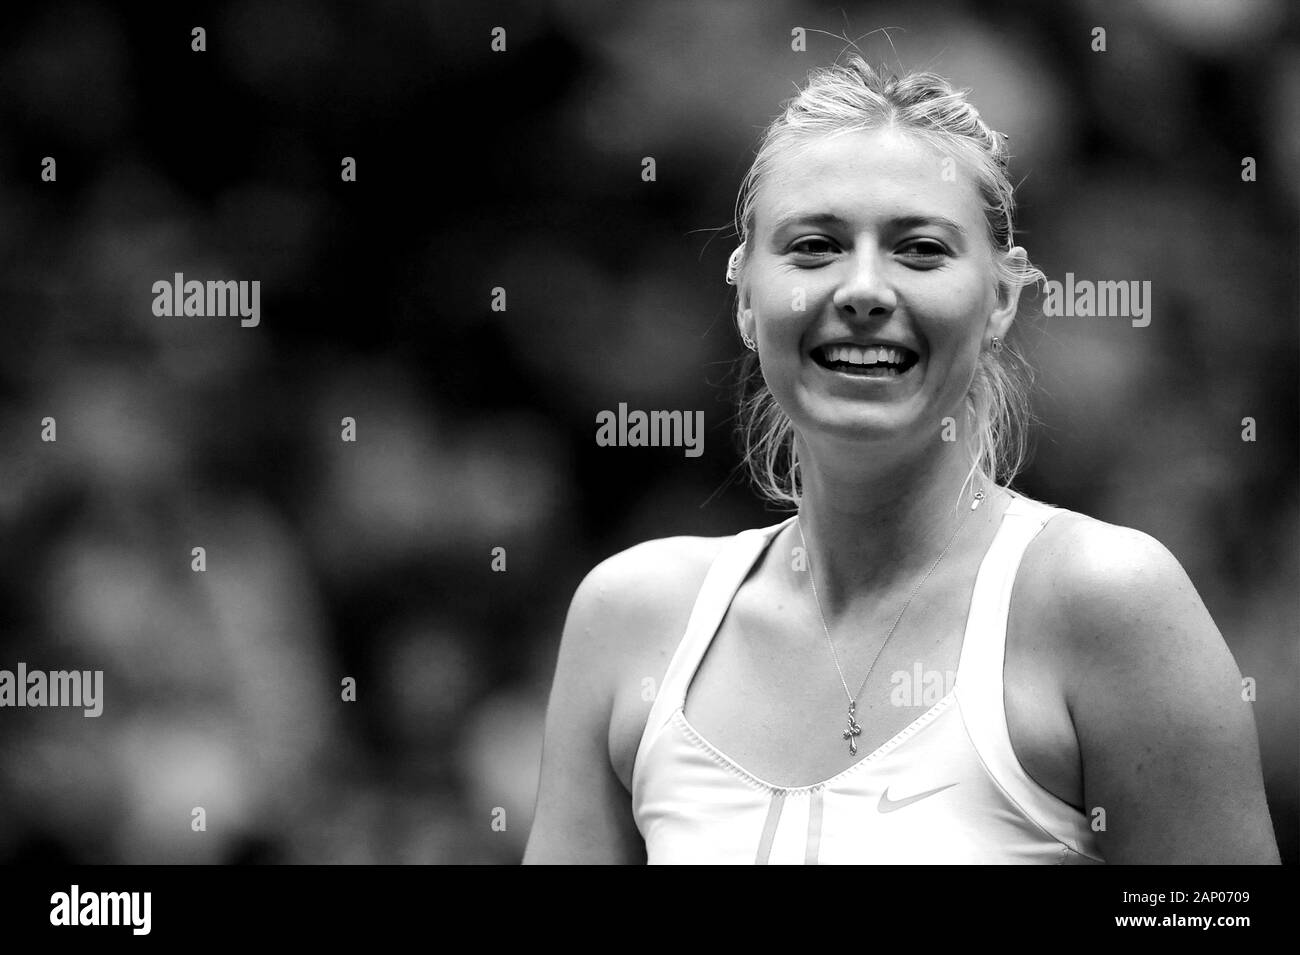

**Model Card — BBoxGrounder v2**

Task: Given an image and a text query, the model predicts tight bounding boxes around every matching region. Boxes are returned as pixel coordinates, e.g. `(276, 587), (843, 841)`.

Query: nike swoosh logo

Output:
(877, 783), (958, 813)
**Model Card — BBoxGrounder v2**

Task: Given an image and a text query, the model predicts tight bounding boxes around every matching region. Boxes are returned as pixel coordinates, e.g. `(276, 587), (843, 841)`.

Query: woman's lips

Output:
(811, 342), (920, 377)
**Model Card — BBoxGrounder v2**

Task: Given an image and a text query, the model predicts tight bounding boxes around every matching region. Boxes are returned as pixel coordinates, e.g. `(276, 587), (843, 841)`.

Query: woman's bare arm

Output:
(523, 535), (721, 864)
(1049, 519), (1280, 864)
(523, 557), (647, 864)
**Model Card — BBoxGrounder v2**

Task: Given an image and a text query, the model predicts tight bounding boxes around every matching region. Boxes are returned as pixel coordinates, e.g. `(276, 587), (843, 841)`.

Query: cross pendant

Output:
(842, 700), (863, 756)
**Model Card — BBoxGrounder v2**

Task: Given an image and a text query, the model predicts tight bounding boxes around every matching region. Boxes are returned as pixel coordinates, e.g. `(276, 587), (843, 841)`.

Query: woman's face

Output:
(740, 128), (1020, 453)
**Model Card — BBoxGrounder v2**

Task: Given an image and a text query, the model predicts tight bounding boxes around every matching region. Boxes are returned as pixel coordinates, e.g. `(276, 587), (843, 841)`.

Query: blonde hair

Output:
(732, 56), (1043, 507)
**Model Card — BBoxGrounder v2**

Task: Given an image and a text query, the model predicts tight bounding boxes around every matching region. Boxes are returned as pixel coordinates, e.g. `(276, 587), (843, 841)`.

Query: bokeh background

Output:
(0, 0), (1295, 864)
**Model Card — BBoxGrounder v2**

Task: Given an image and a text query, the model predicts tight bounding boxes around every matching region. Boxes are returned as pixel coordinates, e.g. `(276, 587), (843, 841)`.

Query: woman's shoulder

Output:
(560, 520), (788, 698)
(531, 527), (771, 854)
(564, 526), (765, 652)
(1017, 494), (1195, 603)
(579, 533), (730, 600)
(559, 527), (771, 793)
(1007, 497), (1276, 862)
(1013, 493), (1221, 674)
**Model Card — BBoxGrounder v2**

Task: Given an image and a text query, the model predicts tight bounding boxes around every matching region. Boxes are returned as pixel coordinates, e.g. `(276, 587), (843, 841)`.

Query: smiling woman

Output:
(523, 57), (1280, 865)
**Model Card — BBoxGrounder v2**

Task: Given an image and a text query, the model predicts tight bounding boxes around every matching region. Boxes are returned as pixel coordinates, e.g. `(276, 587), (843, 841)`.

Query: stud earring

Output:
(741, 332), (757, 351)
(990, 336), (1003, 353)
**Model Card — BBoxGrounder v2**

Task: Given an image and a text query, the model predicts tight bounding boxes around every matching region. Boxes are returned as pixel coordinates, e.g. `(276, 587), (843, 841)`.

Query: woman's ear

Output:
(725, 244), (746, 286)
(988, 246), (1027, 341)
(737, 306), (756, 343)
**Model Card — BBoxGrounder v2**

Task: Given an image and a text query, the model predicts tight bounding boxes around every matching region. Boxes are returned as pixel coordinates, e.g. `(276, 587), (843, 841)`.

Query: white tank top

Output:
(631, 494), (1104, 864)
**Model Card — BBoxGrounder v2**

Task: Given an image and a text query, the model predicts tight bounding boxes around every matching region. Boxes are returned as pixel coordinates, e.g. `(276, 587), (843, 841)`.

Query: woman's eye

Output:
(899, 240), (949, 260)
(789, 237), (838, 257)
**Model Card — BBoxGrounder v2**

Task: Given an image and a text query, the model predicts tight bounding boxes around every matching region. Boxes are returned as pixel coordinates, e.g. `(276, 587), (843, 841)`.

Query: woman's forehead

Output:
(754, 128), (985, 232)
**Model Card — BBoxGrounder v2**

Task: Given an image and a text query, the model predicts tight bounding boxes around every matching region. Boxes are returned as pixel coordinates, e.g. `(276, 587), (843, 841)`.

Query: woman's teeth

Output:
(822, 344), (907, 366)
(818, 344), (916, 376)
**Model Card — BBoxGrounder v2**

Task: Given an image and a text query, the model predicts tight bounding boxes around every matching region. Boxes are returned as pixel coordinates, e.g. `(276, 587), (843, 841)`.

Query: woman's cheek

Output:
(753, 292), (804, 339)
(757, 276), (797, 312)
(758, 279), (829, 331)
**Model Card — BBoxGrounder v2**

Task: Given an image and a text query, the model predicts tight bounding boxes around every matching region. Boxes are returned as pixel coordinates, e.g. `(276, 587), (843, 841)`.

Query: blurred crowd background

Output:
(0, 0), (1295, 864)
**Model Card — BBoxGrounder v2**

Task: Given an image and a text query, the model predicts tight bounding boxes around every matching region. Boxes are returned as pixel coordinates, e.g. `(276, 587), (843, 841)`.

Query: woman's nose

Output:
(831, 250), (897, 317)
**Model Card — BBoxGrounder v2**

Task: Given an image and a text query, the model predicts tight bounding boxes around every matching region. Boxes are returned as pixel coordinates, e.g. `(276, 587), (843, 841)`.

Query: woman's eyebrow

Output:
(770, 212), (967, 236)
(892, 214), (968, 237)
(770, 212), (850, 232)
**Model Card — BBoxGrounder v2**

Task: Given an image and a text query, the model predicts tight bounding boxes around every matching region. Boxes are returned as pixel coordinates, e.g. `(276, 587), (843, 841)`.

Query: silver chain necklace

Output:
(796, 486), (985, 756)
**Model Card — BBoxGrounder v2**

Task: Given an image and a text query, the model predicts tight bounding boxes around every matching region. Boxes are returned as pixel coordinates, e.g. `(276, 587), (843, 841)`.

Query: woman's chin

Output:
(785, 371), (933, 441)
(789, 403), (932, 447)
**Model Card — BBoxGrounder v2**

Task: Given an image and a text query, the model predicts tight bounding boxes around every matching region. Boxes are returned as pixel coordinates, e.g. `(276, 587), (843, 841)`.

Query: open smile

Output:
(810, 342), (921, 378)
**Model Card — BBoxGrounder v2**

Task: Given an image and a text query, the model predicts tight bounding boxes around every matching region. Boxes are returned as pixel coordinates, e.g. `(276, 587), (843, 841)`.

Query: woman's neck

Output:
(791, 440), (994, 613)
